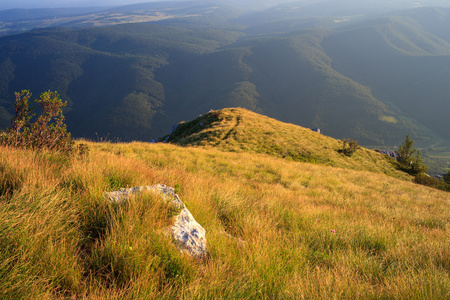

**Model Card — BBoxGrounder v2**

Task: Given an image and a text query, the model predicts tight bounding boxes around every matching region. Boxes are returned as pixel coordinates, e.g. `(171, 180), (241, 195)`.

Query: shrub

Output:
(0, 90), (74, 153)
(340, 139), (359, 156)
(414, 173), (450, 191)
(410, 150), (428, 175)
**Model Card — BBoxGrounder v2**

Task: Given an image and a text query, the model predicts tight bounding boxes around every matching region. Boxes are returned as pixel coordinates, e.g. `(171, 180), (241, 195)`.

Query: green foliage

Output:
(340, 139), (359, 156)
(411, 150), (428, 174)
(397, 135), (415, 167)
(414, 173), (450, 192)
(397, 135), (428, 176)
(446, 170), (450, 184)
(395, 137), (450, 191)
(174, 183), (181, 194)
(0, 90), (74, 153)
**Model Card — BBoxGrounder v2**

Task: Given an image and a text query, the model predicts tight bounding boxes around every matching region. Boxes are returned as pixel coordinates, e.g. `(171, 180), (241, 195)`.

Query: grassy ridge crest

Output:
(162, 107), (410, 179)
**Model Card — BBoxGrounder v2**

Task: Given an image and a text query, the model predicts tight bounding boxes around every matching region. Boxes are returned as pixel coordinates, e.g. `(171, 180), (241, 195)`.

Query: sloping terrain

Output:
(1, 3), (449, 298)
(322, 12), (450, 141)
(0, 22), (243, 141)
(159, 29), (421, 145)
(160, 107), (410, 179)
(0, 136), (448, 298)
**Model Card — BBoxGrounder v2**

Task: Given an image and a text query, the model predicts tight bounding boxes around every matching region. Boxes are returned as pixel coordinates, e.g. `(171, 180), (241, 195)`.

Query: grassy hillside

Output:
(1, 136), (449, 299)
(161, 108), (410, 179)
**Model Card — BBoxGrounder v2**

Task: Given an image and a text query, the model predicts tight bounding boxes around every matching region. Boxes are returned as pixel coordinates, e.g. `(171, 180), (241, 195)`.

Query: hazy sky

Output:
(0, 0), (296, 10)
(0, 0), (167, 9)
(2, 0), (449, 11)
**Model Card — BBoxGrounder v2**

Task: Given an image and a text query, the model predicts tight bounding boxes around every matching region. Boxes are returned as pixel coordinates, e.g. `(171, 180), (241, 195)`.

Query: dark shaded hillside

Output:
(158, 29), (420, 145)
(0, 5), (449, 146)
(0, 23), (242, 141)
(322, 12), (450, 140)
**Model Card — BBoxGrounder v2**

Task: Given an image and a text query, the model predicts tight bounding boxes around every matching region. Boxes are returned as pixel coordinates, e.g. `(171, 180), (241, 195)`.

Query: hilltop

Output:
(160, 108), (410, 179)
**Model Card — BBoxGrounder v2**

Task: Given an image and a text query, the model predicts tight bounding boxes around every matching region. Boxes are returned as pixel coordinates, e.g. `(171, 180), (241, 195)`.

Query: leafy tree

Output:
(0, 90), (74, 153)
(7, 90), (34, 148)
(411, 150), (428, 174)
(445, 170), (450, 184)
(397, 135), (415, 167)
(397, 135), (427, 175)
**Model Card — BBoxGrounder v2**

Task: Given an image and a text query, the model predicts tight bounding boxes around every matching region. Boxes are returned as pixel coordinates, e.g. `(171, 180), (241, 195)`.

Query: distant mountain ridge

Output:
(0, 1), (449, 151)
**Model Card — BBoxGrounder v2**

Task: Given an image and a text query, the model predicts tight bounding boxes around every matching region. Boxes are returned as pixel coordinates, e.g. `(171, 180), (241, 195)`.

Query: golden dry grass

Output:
(163, 108), (411, 180)
(0, 139), (449, 299)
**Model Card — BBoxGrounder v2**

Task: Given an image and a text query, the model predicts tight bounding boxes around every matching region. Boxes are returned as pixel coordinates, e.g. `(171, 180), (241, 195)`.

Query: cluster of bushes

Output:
(0, 90), (87, 155)
(340, 134), (449, 192)
(396, 135), (449, 191)
(414, 172), (450, 192)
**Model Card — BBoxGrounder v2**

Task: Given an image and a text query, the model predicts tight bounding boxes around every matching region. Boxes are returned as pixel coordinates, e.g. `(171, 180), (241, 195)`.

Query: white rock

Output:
(172, 208), (207, 257)
(104, 184), (207, 258)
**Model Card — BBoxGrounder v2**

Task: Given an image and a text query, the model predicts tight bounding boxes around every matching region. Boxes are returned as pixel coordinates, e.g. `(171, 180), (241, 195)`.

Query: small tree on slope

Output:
(0, 90), (74, 152)
(397, 135), (427, 175)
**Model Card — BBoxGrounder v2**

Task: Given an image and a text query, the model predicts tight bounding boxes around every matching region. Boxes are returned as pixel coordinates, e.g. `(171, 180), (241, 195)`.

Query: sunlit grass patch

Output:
(380, 115), (398, 124)
(0, 139), (449, 299)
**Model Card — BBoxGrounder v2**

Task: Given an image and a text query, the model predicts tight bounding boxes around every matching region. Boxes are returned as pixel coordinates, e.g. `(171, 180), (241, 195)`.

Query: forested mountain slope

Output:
(0, 2), (449, 148)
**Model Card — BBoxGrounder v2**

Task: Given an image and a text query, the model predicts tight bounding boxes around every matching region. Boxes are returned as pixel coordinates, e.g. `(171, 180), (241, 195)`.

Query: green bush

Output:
(414, 173), (450, 191)
(340, 139), (359, 156)
(0, 90), (74, 153)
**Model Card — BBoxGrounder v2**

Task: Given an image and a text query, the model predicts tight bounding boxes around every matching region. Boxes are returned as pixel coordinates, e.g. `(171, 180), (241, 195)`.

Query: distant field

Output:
(0, 12), (186, 36)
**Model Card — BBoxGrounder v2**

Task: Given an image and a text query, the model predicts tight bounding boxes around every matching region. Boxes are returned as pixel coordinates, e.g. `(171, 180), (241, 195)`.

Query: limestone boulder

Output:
(104, 184), (207, 258)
